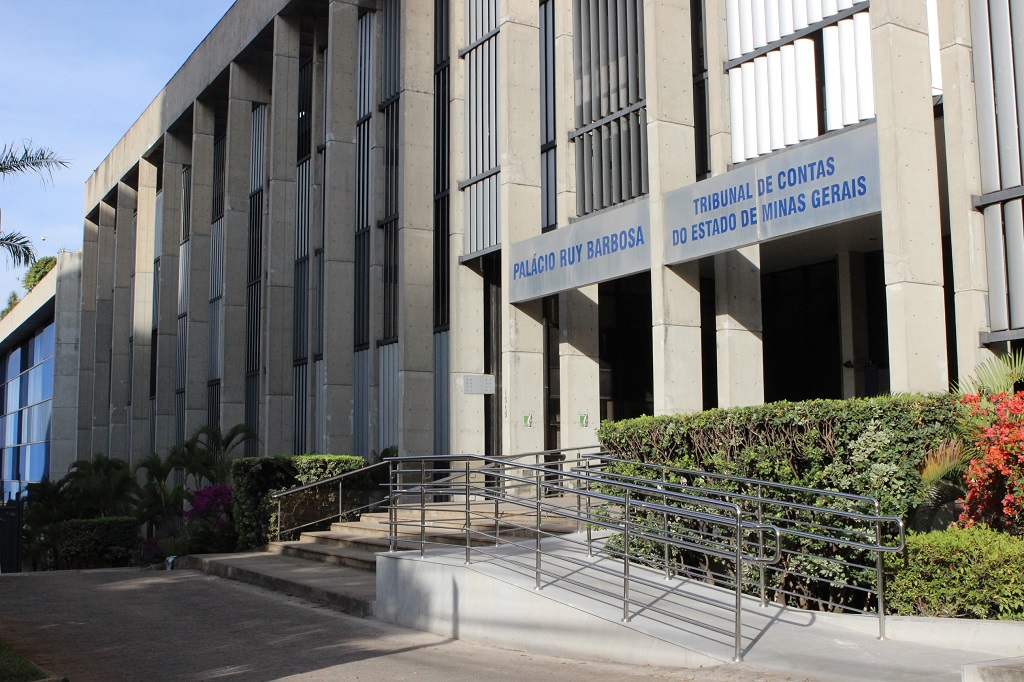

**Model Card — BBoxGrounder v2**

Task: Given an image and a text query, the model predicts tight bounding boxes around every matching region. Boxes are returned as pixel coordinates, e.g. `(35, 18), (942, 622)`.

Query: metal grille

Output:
(434, 0), (451, 329)
(245, 103), (267, 456)
(462, 0), (500, 255)
(207, 381), (220, 430)
(293, 363), (307, 454)
(571, 0), (648, 216)
(433, 330), (450, 455)
(212, 135), (226, 221)
(354, 12), (374, 350)
(540, 0), (556, 232)
(354, 349), (370, 458)
(693, 0), (710, 180)
(209, 217), (225, 381)
(378, 341), (399, 452)
(313, 359), (325, 453)
(180, 165), (192, 241)
(972, 0), (1024, 332)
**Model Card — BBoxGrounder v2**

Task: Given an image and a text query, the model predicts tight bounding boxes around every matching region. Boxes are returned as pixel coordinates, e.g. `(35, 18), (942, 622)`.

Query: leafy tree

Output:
(0, 290), (19, 319)
(134, 451), (185, 531)
(61, 453), (138, 518)
(0, 142), (67, 267)
(22, 256), (56, 291)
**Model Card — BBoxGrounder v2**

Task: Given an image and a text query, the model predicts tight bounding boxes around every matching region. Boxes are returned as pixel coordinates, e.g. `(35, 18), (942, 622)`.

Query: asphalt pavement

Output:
(0, 568), (816, 682)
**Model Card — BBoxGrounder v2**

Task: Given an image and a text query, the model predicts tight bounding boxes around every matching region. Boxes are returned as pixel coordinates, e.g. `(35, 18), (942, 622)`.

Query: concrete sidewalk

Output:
(0, 568), (815, 681)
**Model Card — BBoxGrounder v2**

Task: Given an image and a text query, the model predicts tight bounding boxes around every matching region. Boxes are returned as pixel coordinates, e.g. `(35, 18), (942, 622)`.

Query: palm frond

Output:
(919, 439), (971, 487)
(955, 350), (1024, 396)
(0, 231), (36, 268)
(0, 142), (68, 181)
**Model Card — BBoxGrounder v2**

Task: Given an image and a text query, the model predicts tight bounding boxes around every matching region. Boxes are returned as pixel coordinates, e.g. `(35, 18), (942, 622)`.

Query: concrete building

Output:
(0, 253), (82, 499)
(53, 0), (1022, 466)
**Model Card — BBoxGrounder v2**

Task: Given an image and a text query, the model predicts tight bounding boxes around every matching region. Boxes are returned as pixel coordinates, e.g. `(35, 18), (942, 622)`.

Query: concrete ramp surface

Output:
(376, 533), (1019, 681)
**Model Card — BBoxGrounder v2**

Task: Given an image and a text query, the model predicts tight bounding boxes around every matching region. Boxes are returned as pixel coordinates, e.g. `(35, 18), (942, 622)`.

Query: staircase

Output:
(266, 500), (580, 572)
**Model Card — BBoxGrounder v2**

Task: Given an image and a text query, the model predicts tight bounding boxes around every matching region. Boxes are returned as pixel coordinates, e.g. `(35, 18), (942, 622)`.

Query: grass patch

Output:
(0, 641), (46, 682)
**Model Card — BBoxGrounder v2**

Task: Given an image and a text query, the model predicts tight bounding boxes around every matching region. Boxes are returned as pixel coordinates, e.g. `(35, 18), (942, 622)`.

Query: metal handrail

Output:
(386, 454), (782, 662)
(272, 460), (390, 541)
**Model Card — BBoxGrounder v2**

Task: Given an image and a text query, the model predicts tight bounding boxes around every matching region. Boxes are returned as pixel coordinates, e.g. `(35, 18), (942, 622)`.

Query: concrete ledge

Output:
(375, 550), (726, 669)
(963, 657), (1024, 682)
(812, 611), (1024, 658)
(176, 551), (375, 618)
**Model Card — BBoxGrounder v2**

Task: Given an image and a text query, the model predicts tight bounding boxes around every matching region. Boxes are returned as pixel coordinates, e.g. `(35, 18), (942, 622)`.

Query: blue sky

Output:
(0, 0), (235, 297)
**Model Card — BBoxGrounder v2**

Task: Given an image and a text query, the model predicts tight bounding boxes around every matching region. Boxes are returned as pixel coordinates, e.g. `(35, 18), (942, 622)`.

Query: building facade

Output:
(61, 0), (1019, 467)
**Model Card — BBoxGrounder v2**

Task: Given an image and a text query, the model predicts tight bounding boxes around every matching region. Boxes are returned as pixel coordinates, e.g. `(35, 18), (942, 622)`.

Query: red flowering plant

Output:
(959, 392), (1024, 535)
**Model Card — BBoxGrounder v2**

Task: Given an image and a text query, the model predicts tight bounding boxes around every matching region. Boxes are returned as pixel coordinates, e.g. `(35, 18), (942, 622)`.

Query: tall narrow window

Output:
(571, 0), (648, 217)
(175, 165), (192, 446)
(433, 0), (451, 456)
(245, 104), (267, 457)
(540, 0), (556, 231)
(208, 133), (226, 430)
(692, 0), (710, 180)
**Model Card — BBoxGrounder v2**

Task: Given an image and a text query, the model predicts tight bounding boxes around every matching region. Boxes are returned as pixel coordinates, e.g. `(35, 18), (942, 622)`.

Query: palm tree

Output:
(0, 142), (69, 267)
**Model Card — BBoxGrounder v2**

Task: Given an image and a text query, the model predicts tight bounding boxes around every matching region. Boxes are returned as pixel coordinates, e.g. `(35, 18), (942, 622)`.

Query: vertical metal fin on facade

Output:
(245, 104), (267, 457)
(353, 11), (374, 458)
(725, 0), (877, 164)
(540, 0), (557, 231)
(293, 59), (313, 455)
(209, 134), (226, 424)
(434, 0), (451, 455)
(175, 166), (192, 446)
(572, 0), (647, 217)
(972, 0), (1024, 332)
(462, 0), (501, 256)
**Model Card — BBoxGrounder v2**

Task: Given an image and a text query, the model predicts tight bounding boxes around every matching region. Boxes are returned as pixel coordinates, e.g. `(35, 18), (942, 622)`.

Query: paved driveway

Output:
(0, 569), (813, 681)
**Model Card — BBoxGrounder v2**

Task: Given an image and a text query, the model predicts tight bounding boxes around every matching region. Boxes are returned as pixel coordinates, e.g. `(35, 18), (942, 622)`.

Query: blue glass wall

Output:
(1, 321), (54, 501)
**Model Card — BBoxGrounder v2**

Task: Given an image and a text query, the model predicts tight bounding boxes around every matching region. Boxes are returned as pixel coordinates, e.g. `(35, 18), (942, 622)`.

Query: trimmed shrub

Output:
(887, 527), (1024, 619)
(57, 517), (139, 569)
(597, 394), (969, 518)
(596, 394), (970, 612)
(232, 454), (365, 549)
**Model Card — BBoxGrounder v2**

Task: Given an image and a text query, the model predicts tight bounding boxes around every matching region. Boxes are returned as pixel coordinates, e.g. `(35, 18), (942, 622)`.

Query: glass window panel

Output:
(6, 348), (20, 383)
(36, 323), (55, 361)
(1, 447), (12, 481)
(20, 338), (34, 372)
(22, 402), (51, 444)
(24, 360), (52, 406)
(5, 383), (19, 421)
(21, 443), (47, 482)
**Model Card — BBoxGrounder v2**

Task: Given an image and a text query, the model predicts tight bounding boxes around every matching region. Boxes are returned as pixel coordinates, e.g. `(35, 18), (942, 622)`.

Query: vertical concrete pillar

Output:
(396, 1), (436, 457)
(499, 1), (545, 456)
(321, 0), (358, 456)
(262, 15), (300, 455)
(155, 131), (188, 452)
(221, 63), (268, 433)
(938, 0), (994, 381)
(447, 0), (487, 458)
(706, 0), (764, 408)
(91, 199), (117, 457)
(52, 251), (83, 477)
(77, 215), (99, 460)
(187, 101), (215, 439)
(130, 158), (157, 456)
(553, 1), (599, 447)
(838, 251), (870, 397)
(305, 24), (327, 454)
(646, 0), (704, 415)
(871, 0), (948, 392)
(108, 183), (137, 461)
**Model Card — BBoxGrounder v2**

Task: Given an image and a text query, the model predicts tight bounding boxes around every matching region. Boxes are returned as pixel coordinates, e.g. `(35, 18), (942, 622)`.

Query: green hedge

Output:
(596, 394), (969, 612)
(597, 394), (968, 517)
(887, 527), (1024, 619)
(57, 517), (139, 569)
(232, 454), (365, 549)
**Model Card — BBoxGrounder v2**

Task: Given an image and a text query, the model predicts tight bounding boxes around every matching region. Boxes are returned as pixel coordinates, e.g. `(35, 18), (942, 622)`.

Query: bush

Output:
(57, 517), (139, 569)
(596, 394), (970, 612)
(887, 527), (1024, 619)
(959, 392), (1024, 534)
(231, 454), (365, 549)
(597, 394), (969, 518)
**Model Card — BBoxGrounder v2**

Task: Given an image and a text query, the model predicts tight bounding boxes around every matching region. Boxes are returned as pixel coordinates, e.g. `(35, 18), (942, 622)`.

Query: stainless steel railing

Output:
(270, 460), (390, 542)
(387, 453), (781, 662)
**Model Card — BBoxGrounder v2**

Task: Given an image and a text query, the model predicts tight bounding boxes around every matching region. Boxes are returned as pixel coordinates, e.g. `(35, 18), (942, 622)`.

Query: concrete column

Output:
(261, 15), (300, 455)
(706, 0), (764, 408)
(155, 131), (188, 453)
(130, 158), (157, 457)
(553, 0), (599, 447)
(838, 251), (870, 397)
(221, 63), (268, 433)
(446, 0), (487, 457)
(76, 215), (99, 461)
(321, 0), (359, 456)
(186, 101), (215, 439)
(305, 25), (327, 454)
(395, 1), (435, 458)
(646, 0), (704, 415)
(52, 251), (83, 476)
(108, 183), (137, 461)
(499, 1), (545, 456)
(871, 0), (949, 392)
(938, 0), (994, 381)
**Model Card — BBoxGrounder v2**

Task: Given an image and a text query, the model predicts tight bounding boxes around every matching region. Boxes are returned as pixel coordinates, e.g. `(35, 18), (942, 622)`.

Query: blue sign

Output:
(664, 123), (881, 264)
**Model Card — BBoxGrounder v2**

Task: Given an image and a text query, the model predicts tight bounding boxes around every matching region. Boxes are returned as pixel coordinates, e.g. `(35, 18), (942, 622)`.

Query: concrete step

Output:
(298, 530), (419, 553)
(267, 540), (378, 571)
(963, 658), (1024, 682)
(175, 551), (376, 618)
